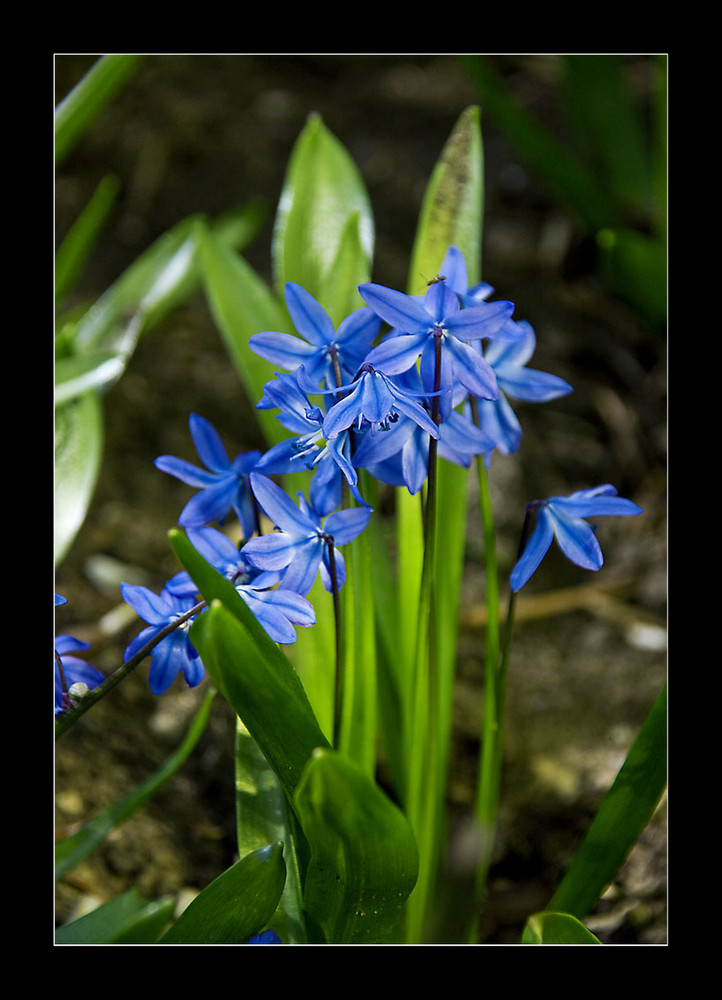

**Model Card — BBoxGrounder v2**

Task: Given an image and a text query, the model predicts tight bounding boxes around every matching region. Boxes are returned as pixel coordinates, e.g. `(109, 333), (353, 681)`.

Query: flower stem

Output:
(324, 534), (343, 748)
(54, 599), (206, 739)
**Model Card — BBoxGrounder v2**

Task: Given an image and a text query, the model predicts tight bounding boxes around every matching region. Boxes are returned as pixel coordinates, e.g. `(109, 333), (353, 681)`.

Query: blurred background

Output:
(54, 54), (667, 944)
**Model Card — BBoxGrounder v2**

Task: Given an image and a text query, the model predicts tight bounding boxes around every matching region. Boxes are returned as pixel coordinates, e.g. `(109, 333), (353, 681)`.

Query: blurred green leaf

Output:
(547, 684), (667, 920)
(54, 349), (126, 407)
(55, 54), (144, 168)
(54, 390), (103, 565)
(294, 748), (418, 944)
(159, 843), (286, 944)
(408, 105), (484, 294)
(55, 688), (217, 880)
(55, 174), (120, 304)
(561, 55), (652, 222)
(55, 888), (174, 944)
(272, 113), (374, 317)
(521, 910), (601, 945)
(596, 226), (667, 327)
(197, 222), (291, 445)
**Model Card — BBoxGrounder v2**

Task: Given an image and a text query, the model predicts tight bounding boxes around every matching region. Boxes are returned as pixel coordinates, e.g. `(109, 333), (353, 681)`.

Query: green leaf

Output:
(521, 910), (601, 945)
(55, 174), (120, 304)
(197, 221), (291, 444)
(547, 684), (667, 920)
(294, 748), (419, 944)
(408, 105), (484, 294)
(596, 226), (667, 328)
(271, 113), (374, 312)
(55, 888), (174, 944)
(54, 390), (103, 565)
(55, 54), (144, 168)
(54, 349), (127, 407)
(159, 843), (286, 944)
(55, 688), (217, 881)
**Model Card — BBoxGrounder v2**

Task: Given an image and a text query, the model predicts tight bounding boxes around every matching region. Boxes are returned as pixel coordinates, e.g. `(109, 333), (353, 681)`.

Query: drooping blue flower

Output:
(121, 583), (205, 695)
(245, 929), (282, 944)
(510, 485), (643, 592)
(359, 275), (513, 402)
(155, 414), (262, 537)
(55, 635), (104, 714)
(475, 319), (573, 458)
(249, 282), (381, 390)
(297, 362), (440, 443)
(166, 526), (316, 645)
(350, 366), (496, 494)
(242, 473), (372, 596)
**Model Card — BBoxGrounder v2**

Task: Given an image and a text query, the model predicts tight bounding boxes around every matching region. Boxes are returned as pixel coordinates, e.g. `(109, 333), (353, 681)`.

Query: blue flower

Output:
(242, 473), (372, 596)
(167, 526), (316, 645)
(245, 929), (282, 944)
(254, 371), (368, 515)
(510, 485), (643, 591)
(121, 583), (205, 695)
(155, 414), (262, 537)
(55, 635), (104, 714)
(249, 282), (381, 390)
(359, 273), (513, 401)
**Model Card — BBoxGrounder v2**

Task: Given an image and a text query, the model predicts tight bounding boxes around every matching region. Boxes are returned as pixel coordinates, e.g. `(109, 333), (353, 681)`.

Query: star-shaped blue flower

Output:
(359, 274), (513, 401)
(510, 485), (643, 591)
(121, 583), (205, 695)
(242, 473), (372, 597)
(155, 414), (262, 537)
(166, 526), (317, 645)
(249, 282), (381, 390)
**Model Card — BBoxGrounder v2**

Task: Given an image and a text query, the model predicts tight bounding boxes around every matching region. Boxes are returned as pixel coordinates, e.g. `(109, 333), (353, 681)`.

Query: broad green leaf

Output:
(189, 601), (330, 805)
(521, 910), (601, 945)
(55, 688), (217, 880)
(55, 54), (144, 168)
(596, 226), (667, 328)
(159, 843), (286, 944)
(54, 349), (126, 407)
(294, 748), (419, 944)
(197, 221), (291, 445)
(408, 105), (484, 294)
(55, 888), (174, 945)
(55, 174), (120, 304)
(54, 390), (103, 565)
(272, 113), (374, 311)
(317, 210), (372, 326)
(547, 684), (667, 920)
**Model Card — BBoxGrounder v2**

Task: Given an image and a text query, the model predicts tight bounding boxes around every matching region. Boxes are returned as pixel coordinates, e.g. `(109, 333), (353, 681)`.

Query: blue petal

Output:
(285, 282), (336, 347)
(179, 476), (238, 526)
(243, 531), (304, 571)
(324, 506), (372, 545)
(250, 473), (317, 535)
(121, 583), (172, 624)
(552, 493), (643, 518)
(364, 331), (427, 375)
(281, 537), (324, 596)
(154, 455), (219, 488)
(189, 414), (231, 473)
(549, 511), (604, 571)
(248, 330), (319, 369)
(358, 282), (436, 334)
(442, 336), (499, 400)
(495, 365), (573, 402)
(510, 508), (555, 591)
(443, 299), (515, 340)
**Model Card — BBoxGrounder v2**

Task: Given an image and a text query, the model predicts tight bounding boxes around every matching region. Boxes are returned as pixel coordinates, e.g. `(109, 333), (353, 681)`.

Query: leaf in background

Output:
(54, 349), (127, 407)
(55, 174), (120, 305)
(54, 390), (103, 565)
(55, 888), (175, 945)
(271, 113), (374, 316)
(159, 843), (286, 944)
(407, 105), (484, 295)
(55, 54), (144, 168)
(546, 684), (667, 920)
(197, 221), (291, 445)
(294, 748), (419, 944)
(596, 226), (667, 328)
(55, 688), (217, 881)
(521, 910), (601, 945)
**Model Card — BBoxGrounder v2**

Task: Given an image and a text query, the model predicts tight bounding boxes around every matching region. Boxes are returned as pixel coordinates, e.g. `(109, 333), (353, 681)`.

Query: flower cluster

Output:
(116, 243), (640, 695)
(55, 594), (104, 714)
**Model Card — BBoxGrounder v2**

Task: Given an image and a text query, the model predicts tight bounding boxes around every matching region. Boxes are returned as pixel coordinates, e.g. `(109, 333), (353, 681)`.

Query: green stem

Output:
(324, 534), (343, 748)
